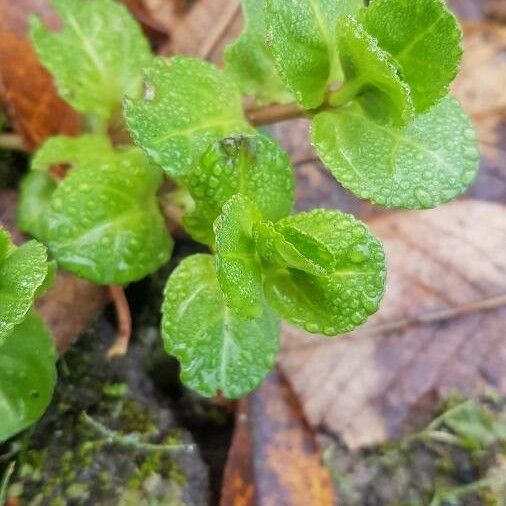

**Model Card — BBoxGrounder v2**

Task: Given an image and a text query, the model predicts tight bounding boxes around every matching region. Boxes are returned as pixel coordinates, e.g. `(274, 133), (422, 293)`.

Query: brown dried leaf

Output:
(453, 23), (506, 200)
(36, 273), (109, 353)
(449, 0), (506, 22)
(0, 0), (81, 150)
(279, 200), (506, 449)
(221, 367), (335, 506)
(163, 0), (242, 62)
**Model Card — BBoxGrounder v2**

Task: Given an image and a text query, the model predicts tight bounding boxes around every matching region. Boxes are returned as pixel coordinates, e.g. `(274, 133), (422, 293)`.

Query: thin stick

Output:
(282, 294), (506, 351)
(366, 293), (506, 336)
(0, 133), (24, 151)
(198, 0), (241, 60)
(246, 101), (307, 126)
(81, 412), (195, 453)
(107, 285), (132, 359)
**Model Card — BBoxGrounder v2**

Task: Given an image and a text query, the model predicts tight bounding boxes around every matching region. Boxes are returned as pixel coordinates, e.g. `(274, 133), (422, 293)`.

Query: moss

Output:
(8, 318), (208, 505)
(325, 394), (506, 505)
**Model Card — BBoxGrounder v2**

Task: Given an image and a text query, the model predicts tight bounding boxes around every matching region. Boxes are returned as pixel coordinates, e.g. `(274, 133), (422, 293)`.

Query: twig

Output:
(282, 294), (506, 351)
(0, 134), (24, 151)
(246, 101), (307, 126)
(198, 0), (242, 60)
(365, 294), (506, 336)
(106, 285), (132, 359)
(81, 412), (195, 453)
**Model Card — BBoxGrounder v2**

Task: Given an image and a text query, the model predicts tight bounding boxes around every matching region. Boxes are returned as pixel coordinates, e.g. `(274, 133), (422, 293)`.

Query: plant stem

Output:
(246, 101), (307, 126)
(106, 285), (132, 359)
(81, 412), (195, 453)
(0, 133), (24, 151)
(0, 462), (15, 506)
(327, 79), (363, 108)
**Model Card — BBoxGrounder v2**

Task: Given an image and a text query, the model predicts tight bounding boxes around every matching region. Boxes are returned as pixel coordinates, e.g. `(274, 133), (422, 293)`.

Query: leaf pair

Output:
(310, 0), (477, 209)
(213, 195), (386, 335)
(0, 228), (57, 442)
(161, 134), (386, 398)
(262, 0), (461, 119)
(19, 135), (173, 285)
(225, 0), (479, 210)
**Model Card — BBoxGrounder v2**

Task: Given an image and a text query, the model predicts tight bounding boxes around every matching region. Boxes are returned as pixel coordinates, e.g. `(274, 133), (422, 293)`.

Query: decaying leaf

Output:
(452, 23), (506, 204)
(36, 272), (109, 353)
(279, 200), (506, 449)
(221, 367), (335, 506)
(0, 0), (81, 150)
(163, 0), (242, 62)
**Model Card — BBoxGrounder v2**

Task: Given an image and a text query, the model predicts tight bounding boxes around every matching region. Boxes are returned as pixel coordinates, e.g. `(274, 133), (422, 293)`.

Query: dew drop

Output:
(415, 188), (432, 207)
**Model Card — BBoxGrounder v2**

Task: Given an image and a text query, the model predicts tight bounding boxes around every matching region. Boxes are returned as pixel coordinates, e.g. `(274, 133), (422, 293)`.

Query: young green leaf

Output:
(0, 311), (57, 442)
(18, 171), (57, 241)
(312, 97), (479, 209)
(162, 254), (280, 399)
(31, 134), (115, 172)
(124, 57), (251, 179)
(224, 0), (292, 105)
(31, 0), (152, 121)
(214, 195), (263, 318)
(184, 134), (294, 245)
(265, 0), (363, 109)
(331, 16), (413, 127)
(44, 149), (173, 285)
(0, 231), (49, 343)
(260, 210), (386, 335)
(359, 0), (462, 113)
(253, 221), (328, 276)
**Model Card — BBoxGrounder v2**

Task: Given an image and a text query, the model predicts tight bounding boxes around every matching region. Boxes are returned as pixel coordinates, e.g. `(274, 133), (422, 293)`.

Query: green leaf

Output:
(0, 228), (14, 264)
(184, 134), (294, 245)
(0, 311), (57, 442)
(253, 221), (328, 276)
(18, 171), (57, 241)
(31, 134), (115, 172)
(44, 148), (173, 285)
(359, 0), (462, 113)
(214, 195), (263, 318)
(124, 57), (251, 178)
(443, 401), (506, 450)
(331, 16), (413, 126)
(265, 0), (363, 109)
(312, 97), (479, 209)
(224, 0), (292, 105)
(0, 232), (49, 343)
(31, 0), (152, 121)
(162, 254), (280, 399)
(261, 210), (386, 335)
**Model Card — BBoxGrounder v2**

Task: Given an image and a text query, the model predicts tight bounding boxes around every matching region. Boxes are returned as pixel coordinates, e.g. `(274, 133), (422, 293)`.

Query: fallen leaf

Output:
(452, 22), (506, 204)
(449, 0), (505, 21)
(163, 0), (242, 62)
(36, 273), (109, 353)
(121, 0), (174, 50)
(221, 367), (335, 506)
(0, 0), (81, 150)
(279, 200), (506, 449)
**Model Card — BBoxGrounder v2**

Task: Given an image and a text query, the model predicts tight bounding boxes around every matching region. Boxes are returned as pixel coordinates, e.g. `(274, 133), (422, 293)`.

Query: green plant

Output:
(0, 226), (57, 442)
(13, 0), (478, 408)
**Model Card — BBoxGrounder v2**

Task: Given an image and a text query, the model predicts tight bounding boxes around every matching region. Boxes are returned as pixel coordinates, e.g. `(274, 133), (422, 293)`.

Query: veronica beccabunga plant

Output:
(4, 0), (477, 429)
